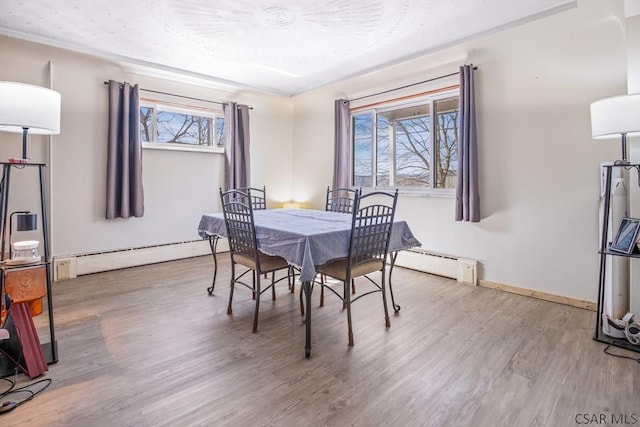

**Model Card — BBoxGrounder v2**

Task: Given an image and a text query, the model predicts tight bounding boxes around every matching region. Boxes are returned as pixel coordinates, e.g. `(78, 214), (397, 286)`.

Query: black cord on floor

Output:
(0, 371), (52, 415)
(603, 344), (640, 363)
(0, 372), (18, 396)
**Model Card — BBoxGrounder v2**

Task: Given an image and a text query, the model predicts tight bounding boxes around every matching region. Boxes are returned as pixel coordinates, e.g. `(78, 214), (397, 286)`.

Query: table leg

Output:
(388, 252), (401, 313)
(302, 280), (312, 358)
(207, 236), (220, 295)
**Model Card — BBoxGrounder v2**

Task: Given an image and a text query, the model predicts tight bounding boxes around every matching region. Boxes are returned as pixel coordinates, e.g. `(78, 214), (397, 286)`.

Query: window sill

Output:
(142, 142), (224, 154)
(363, 187), (455, 198)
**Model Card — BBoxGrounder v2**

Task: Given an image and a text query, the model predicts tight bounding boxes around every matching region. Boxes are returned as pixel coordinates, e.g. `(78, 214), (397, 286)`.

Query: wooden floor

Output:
(2, 254), (639, 426)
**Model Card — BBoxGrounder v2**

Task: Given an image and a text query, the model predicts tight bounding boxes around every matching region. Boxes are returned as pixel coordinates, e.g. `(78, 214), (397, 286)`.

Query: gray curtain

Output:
(224, 102), (251, 190)
(106, 80), (144, 219)
(455, 65), (480, 222)
(332, 99), (351, 190)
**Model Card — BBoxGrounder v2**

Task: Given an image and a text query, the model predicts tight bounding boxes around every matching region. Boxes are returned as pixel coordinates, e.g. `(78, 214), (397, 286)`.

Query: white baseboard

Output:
(53, 239), (228, 280)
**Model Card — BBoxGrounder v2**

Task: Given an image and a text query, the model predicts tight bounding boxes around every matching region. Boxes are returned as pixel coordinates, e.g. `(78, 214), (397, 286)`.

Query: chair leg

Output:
(253, 274), (261, 333)
(342, 281), (347, 310)
(345, 277), (354, 346)
(252, 272), (256, 300)
(319, 274), (325, 307)
(381, 270), (390, 328)
(388, 252), (401, 313)
(351, 279), (356, 295)
(227, 264), (235, 315)
(271, 272), (276, 301)
(207, 236), (219, 296)
(289, 266), (296, 293)
(299, 287), (305, 316)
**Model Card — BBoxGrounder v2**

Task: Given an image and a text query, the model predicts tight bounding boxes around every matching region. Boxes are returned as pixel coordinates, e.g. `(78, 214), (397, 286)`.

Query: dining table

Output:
(197, 208), (421, 358)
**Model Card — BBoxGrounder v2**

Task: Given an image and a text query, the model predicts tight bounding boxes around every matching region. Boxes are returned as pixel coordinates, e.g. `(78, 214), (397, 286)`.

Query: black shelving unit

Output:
(595, 163), (640, 353)
(0, 162), (57, 369)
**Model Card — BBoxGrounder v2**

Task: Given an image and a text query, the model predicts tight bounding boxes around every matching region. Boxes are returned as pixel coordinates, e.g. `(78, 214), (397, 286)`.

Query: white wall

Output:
(0, 0), (630, 304)
(291, 0), (627, 303)
(0, 35), (294, 257)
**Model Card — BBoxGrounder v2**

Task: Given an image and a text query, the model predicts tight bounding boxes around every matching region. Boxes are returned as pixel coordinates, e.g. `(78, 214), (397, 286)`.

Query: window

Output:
(140, 101), (225, 153)
(352, 90), (459, 192)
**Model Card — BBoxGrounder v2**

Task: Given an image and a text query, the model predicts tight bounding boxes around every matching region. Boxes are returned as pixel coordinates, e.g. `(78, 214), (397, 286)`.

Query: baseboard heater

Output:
(53, 241), (476, 284)
(394, 248), (478, 285)
(53, 239), (212, 280)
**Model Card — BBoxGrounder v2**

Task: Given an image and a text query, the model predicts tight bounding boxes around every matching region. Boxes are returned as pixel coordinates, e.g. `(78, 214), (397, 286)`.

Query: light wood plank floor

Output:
(2, 254), (639, 426)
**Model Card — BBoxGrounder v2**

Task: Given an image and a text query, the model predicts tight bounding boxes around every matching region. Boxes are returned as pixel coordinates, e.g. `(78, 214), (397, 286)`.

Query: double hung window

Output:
(352, 90), (459, 193)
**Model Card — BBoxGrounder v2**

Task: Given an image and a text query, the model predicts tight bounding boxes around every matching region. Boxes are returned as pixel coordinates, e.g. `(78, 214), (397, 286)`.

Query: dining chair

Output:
(316, 189), (399, 346)
(325, 186), (359, 294)
(238, 185), (299, 294)
(219, 188), (291, 333)
(235, 185), (267, 210)
(325, 186), (358, 214)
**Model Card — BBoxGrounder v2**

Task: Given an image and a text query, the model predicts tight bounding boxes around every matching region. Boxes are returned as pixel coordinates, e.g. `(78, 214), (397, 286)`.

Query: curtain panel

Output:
(333, 99), (351, 190)
(455, 65), (480, 222)
(106, 80), (144, 219)
(224, 102), (251, 190)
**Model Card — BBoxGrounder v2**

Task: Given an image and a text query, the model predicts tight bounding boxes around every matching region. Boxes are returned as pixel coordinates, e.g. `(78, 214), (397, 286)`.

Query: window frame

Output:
(139, 100), (225, 154)
(351, 88), (460, 195)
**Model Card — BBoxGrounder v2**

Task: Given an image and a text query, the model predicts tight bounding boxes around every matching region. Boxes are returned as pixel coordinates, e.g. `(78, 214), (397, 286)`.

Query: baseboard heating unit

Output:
(394, 248), (478, 285)
(53, 239), (212, 280)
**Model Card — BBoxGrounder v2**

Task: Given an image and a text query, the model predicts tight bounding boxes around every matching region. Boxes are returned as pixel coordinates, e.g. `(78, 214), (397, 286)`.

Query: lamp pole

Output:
(22, 127), (29, 160)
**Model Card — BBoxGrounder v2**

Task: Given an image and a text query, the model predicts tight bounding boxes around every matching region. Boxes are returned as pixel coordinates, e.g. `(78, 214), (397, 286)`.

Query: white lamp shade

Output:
(0, 81), (61, 135)
(591, 93), (640, 139)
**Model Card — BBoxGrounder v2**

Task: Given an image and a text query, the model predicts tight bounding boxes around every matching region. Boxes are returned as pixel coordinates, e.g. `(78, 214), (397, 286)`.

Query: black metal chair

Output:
(220, 188), (290, 333)
(208, 185), (267, 296)
(317, 189), (399, 346)
(294, 186), (359, 316)
(235, 186), (267, 210)
(325, 186), (359, 294)
(325, 187), (358, 214)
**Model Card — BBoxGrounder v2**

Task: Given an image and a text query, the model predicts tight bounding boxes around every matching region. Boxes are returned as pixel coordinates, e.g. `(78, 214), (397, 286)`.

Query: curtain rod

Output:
(349, 66), (478, 102)
(103, 81), (252, 109)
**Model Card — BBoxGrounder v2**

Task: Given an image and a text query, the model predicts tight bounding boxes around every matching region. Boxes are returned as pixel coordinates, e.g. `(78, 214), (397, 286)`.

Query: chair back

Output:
(219, 188), (260, 265)
(233, 186), (266, 210)
(326, 187), (358, 214)
(347, 189), (399, 269)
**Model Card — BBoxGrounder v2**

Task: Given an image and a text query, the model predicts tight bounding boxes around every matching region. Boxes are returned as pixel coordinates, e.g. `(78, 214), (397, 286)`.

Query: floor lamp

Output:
(0, 81), (61, 368)
(590, 93), (640, 165)
(0, 81), (61, 162)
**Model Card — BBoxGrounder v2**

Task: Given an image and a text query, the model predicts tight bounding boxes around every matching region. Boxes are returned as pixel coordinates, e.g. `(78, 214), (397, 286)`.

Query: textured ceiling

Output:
(0, 0), (575, 95)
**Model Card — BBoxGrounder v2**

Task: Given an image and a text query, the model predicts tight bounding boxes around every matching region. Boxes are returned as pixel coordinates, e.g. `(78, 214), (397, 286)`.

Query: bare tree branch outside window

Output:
(156, 112), (212, 146)
(353, 113), (374, 187)
(139, 103), (224, 151)
(351, 93), (459, 190)
(435, 110), (458, 188)
(394, 116), (431, 187)
(140, 106), (154, 142)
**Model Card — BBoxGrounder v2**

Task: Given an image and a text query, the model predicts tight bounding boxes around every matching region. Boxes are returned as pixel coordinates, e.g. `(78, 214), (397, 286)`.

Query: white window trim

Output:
(141, 141), (224, 154)
(140, 101), (225, 154)
(369, 186), (456, 198)
(352, 89), (459, 195)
